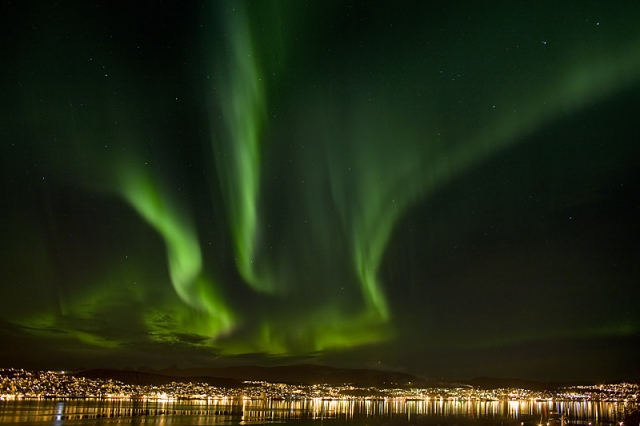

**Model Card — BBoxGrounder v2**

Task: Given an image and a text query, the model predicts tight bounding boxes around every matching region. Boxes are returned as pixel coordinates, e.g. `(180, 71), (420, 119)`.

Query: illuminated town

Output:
(1, 368), (637, 402)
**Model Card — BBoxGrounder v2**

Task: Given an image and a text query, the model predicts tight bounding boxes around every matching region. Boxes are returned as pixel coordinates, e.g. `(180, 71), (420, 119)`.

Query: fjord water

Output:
(0, 398), (628, 426)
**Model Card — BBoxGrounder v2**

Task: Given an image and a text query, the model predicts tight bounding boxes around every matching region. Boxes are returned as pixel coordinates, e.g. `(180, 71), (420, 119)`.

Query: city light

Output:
(1, 368), (638, 403)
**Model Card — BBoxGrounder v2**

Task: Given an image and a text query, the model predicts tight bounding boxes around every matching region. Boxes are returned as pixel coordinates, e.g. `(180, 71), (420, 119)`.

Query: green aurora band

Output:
(7, 1), (640, 363)
(118, 164), (234, 336)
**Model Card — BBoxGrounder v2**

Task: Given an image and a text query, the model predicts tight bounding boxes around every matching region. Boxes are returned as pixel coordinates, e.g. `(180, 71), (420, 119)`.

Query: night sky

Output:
(1, 1), (639, 382)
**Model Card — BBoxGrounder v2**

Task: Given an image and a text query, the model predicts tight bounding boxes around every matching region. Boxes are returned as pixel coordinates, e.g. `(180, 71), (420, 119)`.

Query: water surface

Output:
(0, 398), (629, 426)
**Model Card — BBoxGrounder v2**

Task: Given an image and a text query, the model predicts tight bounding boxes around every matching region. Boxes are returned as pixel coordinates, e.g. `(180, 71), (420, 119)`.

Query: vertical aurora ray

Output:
(214, 4), (272, 293)
(324, 122), (428, 323)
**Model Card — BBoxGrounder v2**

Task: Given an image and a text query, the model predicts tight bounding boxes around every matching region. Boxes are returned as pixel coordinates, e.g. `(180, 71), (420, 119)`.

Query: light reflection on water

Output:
(0, 398), (632, 426)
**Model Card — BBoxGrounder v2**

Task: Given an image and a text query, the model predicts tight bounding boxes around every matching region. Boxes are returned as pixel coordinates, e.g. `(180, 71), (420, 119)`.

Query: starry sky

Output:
(1, 1), (639, 382)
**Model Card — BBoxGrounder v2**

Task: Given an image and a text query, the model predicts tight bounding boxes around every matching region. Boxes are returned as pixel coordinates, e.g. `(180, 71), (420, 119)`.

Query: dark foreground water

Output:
(0, 398), (632, 426)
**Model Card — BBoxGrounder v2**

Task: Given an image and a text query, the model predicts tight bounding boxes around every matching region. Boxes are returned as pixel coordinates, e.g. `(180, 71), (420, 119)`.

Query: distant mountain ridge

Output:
(72, 364), (581, 390)
(139, 364), (426, 387)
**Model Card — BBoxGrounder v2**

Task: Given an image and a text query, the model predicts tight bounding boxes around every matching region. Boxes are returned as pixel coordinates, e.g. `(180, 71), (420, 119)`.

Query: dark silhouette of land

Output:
(71, 365), (585, 390)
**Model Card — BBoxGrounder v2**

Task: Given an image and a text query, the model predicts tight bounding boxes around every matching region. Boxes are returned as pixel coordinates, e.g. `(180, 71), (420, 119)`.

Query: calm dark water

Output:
(0, 398), (630, 426)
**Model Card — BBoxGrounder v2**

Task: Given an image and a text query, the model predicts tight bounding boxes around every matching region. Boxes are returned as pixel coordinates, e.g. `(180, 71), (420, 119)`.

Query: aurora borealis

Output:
(1, 1), (639, 381)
